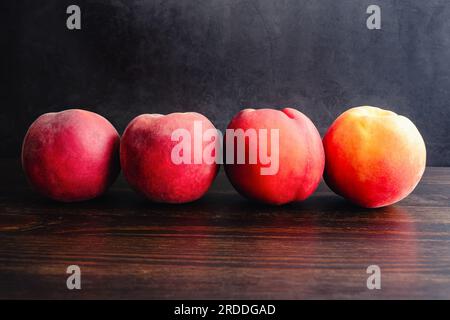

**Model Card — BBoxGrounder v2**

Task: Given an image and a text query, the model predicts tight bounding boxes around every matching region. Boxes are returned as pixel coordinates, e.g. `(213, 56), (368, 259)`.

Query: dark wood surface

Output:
(0, 158), (449, 299)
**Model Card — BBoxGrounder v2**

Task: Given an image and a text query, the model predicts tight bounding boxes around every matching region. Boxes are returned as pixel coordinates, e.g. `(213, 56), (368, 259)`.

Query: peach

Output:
(22, 109), (120, 202)
(323, 106), (426, 208)
(224, 108), (325, 205)
(120, 112), (219, 203)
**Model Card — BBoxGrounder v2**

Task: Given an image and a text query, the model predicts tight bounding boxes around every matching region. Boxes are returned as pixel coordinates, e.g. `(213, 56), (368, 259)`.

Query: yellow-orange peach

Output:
(323, 106), (426, 208)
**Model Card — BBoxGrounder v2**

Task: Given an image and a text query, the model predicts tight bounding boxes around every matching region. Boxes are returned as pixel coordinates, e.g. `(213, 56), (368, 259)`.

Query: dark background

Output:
(2, 0), (449, 165)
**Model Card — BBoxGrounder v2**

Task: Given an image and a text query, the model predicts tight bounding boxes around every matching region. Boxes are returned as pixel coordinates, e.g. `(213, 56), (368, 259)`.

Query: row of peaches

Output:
(21, 106), (426, 208)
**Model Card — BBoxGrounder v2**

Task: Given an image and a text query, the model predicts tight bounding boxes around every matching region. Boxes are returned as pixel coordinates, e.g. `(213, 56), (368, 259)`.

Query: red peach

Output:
(120, 112), (219, 203)
(323, 106), (426, 208)
(22, 109), (120, 202)
(224, 108), (325, 205)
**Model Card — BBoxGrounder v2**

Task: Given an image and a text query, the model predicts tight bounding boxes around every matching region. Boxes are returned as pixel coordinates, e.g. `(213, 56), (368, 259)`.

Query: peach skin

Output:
(120, 112), (219, 203)
(22, 109), (120, 202)
(323, 106), (426, 208)
(224, 108), (325, 205)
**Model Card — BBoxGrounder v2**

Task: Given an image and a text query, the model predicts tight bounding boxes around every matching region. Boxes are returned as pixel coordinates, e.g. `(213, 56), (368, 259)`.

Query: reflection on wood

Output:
(0, 160), (449, 299)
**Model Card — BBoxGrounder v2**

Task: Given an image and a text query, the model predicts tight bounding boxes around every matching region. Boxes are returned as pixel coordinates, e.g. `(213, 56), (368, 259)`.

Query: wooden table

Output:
(0, 158), (449, 299)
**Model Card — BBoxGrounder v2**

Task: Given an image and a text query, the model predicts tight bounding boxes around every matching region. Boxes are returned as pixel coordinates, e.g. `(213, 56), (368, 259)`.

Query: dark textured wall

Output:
(2, 0), (450, 165)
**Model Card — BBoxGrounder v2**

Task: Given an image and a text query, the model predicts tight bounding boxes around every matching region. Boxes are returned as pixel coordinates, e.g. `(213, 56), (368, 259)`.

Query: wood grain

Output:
(0, 159), (449, 299)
